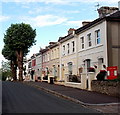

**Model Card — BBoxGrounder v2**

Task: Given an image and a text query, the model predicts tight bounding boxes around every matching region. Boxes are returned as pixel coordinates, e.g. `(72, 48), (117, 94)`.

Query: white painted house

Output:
(76, 6), (120, 75)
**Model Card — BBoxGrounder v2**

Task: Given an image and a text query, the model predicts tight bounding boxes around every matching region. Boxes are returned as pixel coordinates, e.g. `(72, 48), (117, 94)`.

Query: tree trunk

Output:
(10, 61), (17, 81)
(16, 50), (23, 81)
(14, 60), (17, 81)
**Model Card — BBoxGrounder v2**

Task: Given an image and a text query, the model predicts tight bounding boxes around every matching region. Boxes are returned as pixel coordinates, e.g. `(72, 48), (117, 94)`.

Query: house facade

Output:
(58, 28), (78, 82)
(48, 42), (60, 81)
(40, 48), (50, 80)
(35, 52), (42, 80)
(106, 13), (120, 74)
(76, 15), (108, 77)
(58, 7), (120, 84)
(24, 5), (120, 89)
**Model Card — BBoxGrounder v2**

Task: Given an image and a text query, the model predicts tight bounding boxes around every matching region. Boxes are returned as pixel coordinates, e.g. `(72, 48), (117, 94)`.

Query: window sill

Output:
(79, 44), (103, 52)
(62, 52), (76, 57)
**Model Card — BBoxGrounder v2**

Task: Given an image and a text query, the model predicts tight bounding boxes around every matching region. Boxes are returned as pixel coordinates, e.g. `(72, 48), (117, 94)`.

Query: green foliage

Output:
(69, 75), (81, 83)
(2, 70), (12, 81)
(2, 23), (36, 81)
(1, 61), (11, 71)
(0, 61), (12, 81)
(3, 23), (36, 54)
(2, 45), (16, 61)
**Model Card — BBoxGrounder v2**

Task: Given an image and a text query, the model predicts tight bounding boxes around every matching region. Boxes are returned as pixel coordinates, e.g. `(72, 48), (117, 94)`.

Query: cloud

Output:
(65, 19), (93, 28)
(61, 10), (80, 14)
(0, 16), (10, 22)
(65, 20), (83, 27)
(28, 6), (52, 15)
(2, 0), (119, 4)
(20, 15), (67, 27)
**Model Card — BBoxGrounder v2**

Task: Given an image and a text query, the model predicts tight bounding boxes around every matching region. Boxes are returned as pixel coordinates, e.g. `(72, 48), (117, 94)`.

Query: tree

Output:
(2, 45), (17, 81)
(0, 61), (12, 81)
(3, 23), (36, 81)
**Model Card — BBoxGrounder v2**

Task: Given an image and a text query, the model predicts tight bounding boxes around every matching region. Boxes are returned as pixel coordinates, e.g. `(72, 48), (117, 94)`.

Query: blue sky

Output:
(0, 0), (119, 67)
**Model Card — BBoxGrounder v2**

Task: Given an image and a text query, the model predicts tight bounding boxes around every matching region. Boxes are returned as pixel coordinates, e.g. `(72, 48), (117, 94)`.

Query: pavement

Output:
(23, 81), (120, 114)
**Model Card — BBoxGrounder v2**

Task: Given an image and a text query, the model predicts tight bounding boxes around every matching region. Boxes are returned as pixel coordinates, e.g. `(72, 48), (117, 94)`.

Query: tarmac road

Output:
(0, 81), (2, 115)
(2, 81), (102, 114)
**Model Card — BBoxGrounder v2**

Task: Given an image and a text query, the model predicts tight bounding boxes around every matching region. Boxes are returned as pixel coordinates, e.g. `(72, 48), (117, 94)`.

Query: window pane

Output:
(96, 30), (100, 44)
(89, 42), (92, 47)
(81, 37), (84, 43)
(82, 44), (84, 49)
(97, 38), (100, 44)
(87, 33), (92, 47)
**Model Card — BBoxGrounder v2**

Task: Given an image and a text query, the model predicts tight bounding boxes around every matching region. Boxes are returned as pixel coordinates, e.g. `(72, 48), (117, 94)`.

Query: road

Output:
(0, 81), (2, 115)
(2, 81), (102, 114)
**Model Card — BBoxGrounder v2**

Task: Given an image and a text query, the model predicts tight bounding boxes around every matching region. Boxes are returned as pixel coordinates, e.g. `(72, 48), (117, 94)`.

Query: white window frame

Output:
(87, 33), (92, 47)
(72, 41), (75, 53)
(80, 37), (84, 49)
(95, 29), (101, 45)
(63, 45), (65, 56)
(67, 43), (70, 54)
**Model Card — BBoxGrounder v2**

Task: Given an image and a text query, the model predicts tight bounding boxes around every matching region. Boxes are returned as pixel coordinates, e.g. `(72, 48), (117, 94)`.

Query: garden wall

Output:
(91, 80), (120, 98)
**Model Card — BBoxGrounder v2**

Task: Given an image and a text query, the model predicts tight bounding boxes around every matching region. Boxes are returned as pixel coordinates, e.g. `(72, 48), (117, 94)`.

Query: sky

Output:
(0, 0), (119, 67)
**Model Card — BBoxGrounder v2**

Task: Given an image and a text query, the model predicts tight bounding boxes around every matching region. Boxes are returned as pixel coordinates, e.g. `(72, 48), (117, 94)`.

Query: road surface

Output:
(0, 81), (2, 115)
(2, 81), (102, 114)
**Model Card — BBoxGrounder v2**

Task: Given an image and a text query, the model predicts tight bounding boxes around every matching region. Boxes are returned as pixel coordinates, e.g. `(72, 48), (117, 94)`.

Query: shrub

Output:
(88, 67), (95, 72)
(69, 75), (81, 83)
(96, 70), (107, 81)
(43, 75), (48, 80)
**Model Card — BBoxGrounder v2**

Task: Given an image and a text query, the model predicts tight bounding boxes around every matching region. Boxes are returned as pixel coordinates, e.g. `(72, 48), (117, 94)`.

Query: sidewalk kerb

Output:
(23, 82), (120, 106)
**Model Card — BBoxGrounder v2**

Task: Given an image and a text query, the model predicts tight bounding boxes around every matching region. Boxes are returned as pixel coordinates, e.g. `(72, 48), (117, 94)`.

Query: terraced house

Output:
(58, 28), (78, 82)
(24, 6), (120, 89)
(76, 7), (120, 75)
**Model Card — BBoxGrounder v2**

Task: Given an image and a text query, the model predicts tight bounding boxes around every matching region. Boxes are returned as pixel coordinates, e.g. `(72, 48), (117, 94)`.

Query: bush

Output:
(96, 70), (107, 81)
(88, 67), (95, 72)
(54, 76), (57, 82)
(69, 75), (81, 83)
(43, 75), (48, 80)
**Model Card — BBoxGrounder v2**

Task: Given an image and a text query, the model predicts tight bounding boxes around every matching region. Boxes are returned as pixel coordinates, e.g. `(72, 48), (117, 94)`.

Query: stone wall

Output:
(91, 80), (120, 98)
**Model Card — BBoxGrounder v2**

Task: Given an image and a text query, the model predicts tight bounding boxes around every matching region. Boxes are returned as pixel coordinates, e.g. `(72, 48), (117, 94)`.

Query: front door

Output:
(68, 62), (73, 75)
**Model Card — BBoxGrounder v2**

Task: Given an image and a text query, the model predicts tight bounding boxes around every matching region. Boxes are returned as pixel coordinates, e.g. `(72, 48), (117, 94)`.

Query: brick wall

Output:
(91, 80), (120, 98)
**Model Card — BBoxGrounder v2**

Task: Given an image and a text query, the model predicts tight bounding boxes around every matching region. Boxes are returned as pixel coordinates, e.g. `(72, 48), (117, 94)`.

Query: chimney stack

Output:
(97, 6), (118, 18)
(82, 21), (91, 26)
(68, 28), (75, 35)
(49, 42), (57, 45)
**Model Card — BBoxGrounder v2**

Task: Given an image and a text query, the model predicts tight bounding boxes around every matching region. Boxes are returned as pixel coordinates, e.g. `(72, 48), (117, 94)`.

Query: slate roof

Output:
(75, 11), (120, 34)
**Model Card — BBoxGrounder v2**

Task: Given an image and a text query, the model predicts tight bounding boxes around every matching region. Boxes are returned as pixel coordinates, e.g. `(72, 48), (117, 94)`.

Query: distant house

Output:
(40, 46), (50, 80)
(48, 42), (60, 81)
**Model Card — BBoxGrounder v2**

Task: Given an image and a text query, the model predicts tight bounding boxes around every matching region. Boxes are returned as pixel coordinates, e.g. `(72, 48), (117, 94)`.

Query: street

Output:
(0, 81), (2, 115)
(2, 81), (102, 114)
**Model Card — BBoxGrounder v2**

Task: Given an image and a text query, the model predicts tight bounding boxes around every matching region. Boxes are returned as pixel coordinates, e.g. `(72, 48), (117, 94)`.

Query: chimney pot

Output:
(97, 6), (118, 18)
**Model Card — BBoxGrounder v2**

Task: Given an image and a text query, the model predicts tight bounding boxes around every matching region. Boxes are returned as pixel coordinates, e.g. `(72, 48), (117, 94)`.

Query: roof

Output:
(106, 10), (120, 19)
(58, 34), (75, 43)
(75, 11), (120, 34)
(40, 48), (49, 53)
(49, 43), (59, 49)
(39, 42), (59, 54)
